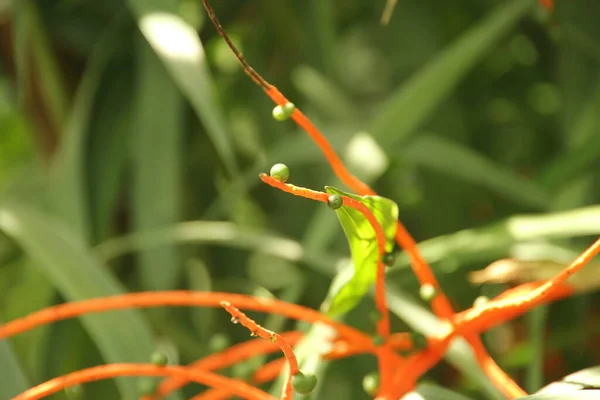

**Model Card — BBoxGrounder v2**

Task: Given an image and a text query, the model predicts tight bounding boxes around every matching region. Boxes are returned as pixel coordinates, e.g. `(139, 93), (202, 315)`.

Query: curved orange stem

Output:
(13, 364), (274, 400)
(153, 331), (303, 398)
(0, 291), (371, 348)
(259, 174), (390, 337)
(221, 301), (298, 400)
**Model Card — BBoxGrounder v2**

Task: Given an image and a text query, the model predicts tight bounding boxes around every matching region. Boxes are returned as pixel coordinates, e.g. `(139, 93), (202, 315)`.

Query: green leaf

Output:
(403, 135), (550, 210)
(516, 393), (600, 400)
(94, 221), (336, 275)
(412, 383), (476, 400)
(126, 0), (239, 177)
(321, 187), (398, 317)
(531, 366), (600, 397)
(0, 329), (30, 399)
(389, 204), (600, 273)
(131, 39), (183, 290)
(0, 201), (157, 399)
(370, 0), (535, 148)
(49, 16), (127, 241)
(87, 61), (134, 242)
(12, 0), (68, 132)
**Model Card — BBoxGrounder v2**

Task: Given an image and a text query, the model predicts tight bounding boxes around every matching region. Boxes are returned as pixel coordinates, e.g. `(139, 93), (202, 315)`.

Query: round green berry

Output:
(411, 331), (428, 349)
(372, 335), (385, 346)
(269, 163), (290, 182)
(362, 372), (380, 396)
(292, 371), (317, 394)
(151, 351), (168, 367)
(381, 252), (396, 266)
(272, 102), (296, 121)
(138, 377), (158, 396)
(327, 194), (343, 209)
(419, 283), (437, 302)
(65, 384), (83, 399)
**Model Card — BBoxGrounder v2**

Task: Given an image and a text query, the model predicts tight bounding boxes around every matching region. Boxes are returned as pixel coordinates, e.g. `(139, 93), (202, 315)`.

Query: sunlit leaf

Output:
(321, 187), (398, 317)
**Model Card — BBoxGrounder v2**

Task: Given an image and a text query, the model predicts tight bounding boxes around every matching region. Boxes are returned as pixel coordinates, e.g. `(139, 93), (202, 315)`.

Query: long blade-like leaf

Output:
(132, 40), (183, 290)
(126, 0), (239, 176)
(370, 0), (535, 148)
(403, 135), (550, 210)
(0, 202), (156, 399)
(0, 333), (30, 399)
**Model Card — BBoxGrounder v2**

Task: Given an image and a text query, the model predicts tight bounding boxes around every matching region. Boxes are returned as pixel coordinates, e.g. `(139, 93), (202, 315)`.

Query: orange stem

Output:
(0, 291), (371, 348)
(13, 364), (274, 400)
(260, 174), (390, 337)
(221, 301), (298, 400)
(153, 331), (303, 398)
(199, 0), (452, 324)
(456, 237), (600, 335)
(192, 358), (287, 400)
(467, 335), (526, 398)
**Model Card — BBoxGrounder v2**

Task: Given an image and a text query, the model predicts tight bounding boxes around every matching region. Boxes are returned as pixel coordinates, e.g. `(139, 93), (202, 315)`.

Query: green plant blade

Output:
(132, 40), (183, 290)
(94, 221), (336, 274)
(87, 60), (134, 243)
(370, 0), (536, 148)
(321, 186), (398, 316)
(0, 201), (157, 399)
(412, 383), (476, 400)
(49, 16), (127, 241)
(0, 332), (30, 399)
(403, 135), (550, 210)
(389, 205), (600, 273)
(532, 365), (600, 396)
(127, 0), (239, 177)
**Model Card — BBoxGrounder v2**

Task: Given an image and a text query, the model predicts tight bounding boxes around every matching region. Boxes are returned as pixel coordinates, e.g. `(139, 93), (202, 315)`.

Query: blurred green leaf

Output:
(516, 393), (600, 400)
(0, 329), (30, 399)
(412, 382), (476, 400)
(532, 365), (600, 396)
(87, 62), (134, 242)
(390, 205), (600, 272)
(526, 306), (548, 393)
(95, 221), (336, 274)
(49, 16), (127, 241)
(0, 202), (157, 399)
(127, 0), (239, 176)
(370, 0), (535, 148)
(403, 135), (550, 209)
(321, 187), (397, 317)
(12, 0), (68, 130)
(132, 40), (183, 290)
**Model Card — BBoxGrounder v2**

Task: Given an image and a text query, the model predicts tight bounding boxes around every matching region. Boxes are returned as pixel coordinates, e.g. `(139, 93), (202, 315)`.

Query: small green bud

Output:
(65, 384), (83, 399)
(362, 372), (380, 396)
(419, 284), (437, 302)
(269, 163), (290, 182)
(410, 331), (428, 350)
(372, 335), (385, 346)
(272, 102), (296, 121)
(369, 310), (382, 325)
(474, 295), (490, 308)
(138, 377), (158, 396)
(151, 351), (168, 367)
(327, 194), (343, 210)
(381, 252), (396, 266)
(292, 371), (318, 394)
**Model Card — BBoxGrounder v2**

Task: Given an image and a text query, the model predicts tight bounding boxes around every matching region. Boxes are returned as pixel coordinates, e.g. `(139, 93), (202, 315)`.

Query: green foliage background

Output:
(1, 0), (600, 399)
